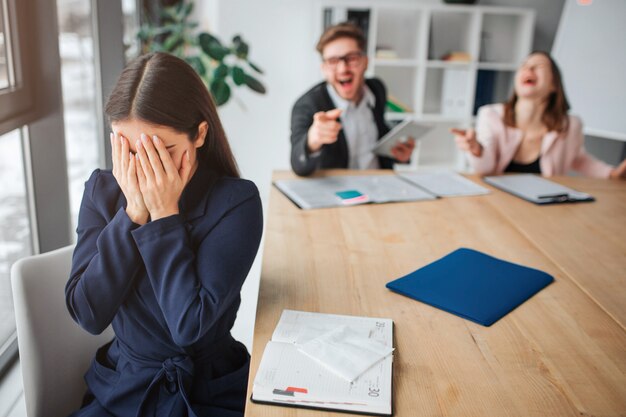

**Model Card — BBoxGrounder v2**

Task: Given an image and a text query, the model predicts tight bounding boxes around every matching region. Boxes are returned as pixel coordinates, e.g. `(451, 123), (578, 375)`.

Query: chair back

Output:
(11, 245), (114, 417)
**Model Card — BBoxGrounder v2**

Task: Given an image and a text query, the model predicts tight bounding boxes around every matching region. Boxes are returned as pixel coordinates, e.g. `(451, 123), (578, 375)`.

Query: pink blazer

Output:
(468, 104), (613, 178)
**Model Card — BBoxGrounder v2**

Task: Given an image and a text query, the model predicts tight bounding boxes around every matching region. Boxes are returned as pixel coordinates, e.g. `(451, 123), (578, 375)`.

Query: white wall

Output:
(198, 0), (320, 201)
(195, 0), (320, 349)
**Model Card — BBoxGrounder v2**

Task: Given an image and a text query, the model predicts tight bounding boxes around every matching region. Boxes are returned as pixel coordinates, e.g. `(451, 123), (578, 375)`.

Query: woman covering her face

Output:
(453, 51), (626, 179)
(65, 52), (263, 417)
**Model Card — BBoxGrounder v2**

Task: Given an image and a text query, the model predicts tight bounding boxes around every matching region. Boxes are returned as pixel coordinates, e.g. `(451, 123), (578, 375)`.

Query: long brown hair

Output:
(105, 52), (239, 178)
(503, 51), (570, 133)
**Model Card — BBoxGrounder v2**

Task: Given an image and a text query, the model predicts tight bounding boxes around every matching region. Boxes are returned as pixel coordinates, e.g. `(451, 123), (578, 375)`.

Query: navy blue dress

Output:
(65, 163), (263, 417)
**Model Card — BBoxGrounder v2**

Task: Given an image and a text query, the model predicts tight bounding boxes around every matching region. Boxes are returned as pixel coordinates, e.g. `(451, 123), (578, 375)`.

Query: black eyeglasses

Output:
(322, 52), (364, 68)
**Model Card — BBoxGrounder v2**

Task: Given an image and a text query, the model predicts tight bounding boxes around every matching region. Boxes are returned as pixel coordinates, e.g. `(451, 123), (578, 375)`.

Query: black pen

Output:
(537, 193), (569, 200)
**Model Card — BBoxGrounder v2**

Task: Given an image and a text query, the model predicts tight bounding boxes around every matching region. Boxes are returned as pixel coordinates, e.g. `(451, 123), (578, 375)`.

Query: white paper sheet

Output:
(398, 170), (490, 197)
(252, 310), (394, 415)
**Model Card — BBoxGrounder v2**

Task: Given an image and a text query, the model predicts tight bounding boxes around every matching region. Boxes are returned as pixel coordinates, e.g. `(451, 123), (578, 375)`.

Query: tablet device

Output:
(372, 119), (432, 158)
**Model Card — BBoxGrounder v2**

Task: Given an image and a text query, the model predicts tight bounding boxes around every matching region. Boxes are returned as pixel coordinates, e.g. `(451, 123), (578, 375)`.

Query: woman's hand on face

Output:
(135, 133), (193, 221)
(451, 128), (483, 157)
(110, 133), (149, 225)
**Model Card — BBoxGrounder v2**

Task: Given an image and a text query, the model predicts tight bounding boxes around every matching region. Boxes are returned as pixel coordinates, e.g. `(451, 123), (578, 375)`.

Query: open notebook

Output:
(251, 309), (394, 416)
(274, 171), (489, 210)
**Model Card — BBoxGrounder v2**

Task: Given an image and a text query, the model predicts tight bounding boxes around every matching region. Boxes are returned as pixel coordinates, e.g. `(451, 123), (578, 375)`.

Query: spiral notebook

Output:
(251, 310), (394, 415)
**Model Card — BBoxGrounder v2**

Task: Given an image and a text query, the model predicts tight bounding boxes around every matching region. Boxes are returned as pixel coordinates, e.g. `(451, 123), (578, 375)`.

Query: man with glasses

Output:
(290, 22), (415, 176)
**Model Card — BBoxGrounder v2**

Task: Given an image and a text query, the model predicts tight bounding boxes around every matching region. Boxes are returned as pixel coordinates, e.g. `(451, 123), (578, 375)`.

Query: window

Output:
(57, 0), (100, 231)
(0, 0), (68, 372)
(122, 0), (140, 62)
(59, 0), (140, 231)
(0, 0), (128, 373)
(0, 128), (32, 363)
(0, 0), (11, 90)
(0, 0), (34, 128)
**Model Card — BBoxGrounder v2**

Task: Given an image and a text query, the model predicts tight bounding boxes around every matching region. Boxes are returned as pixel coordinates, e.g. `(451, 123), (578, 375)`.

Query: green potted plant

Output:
(137, 0), (266, 106)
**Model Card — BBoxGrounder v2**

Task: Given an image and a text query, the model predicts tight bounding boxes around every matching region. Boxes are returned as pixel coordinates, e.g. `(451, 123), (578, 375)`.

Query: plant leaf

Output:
(244, 73), (266, 94)
(213, 63), (229, 80)
(163, 33), (184, 52)
(247, 61), (264, 74)
(186, 56), (206, 76)
(137, 25), (152, 41)
(210, 79), (231, 106)
(234, 40), (249, 59)
(198, 33), (229, 60)
(160, 5), (179, 22)
(198, 32), (222, 48)
(210, 44), (229, 61)
(181, 2), (194, 18)
(231, 66), (245, 85)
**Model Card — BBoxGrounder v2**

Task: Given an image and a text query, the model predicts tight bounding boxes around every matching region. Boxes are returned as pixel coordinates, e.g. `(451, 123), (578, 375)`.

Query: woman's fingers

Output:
(127, 149), (137, 179)
(135, 153), (146, 188)
(110, 132), (116, 159)
(452, 126), (478, 152)
(455, 136), (470, 151)
(451, 128), (475, 142)
(141, 133), (167, 184)
(120, 135), (130, 174)
(140, 133), (165, 180)
(179, 151), (192, 185)
(135, 138), (155, 181)
(151, 135), (178, 178)
(450, 128), (466, 136)
(110, 133), (118, 177)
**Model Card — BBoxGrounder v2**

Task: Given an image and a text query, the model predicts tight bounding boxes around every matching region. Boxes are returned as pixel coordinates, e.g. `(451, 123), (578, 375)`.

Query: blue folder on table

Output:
(386, 248), (554, 326)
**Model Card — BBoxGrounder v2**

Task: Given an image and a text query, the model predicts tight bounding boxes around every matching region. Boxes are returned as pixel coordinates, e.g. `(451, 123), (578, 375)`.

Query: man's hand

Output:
(307, 108), (343, 153)
(390, 138), (416, 163)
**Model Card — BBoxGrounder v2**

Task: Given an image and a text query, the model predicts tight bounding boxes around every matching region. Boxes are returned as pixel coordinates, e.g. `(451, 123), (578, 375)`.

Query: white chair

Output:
(11, 245), (114, 417)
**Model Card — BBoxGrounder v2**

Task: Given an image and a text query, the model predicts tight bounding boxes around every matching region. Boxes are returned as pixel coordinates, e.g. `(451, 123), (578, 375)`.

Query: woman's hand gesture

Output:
(134, 133), (193, 221)
(111, 132), (149, 225)
(451, 128), (483, 157)
(609, 159), (626, 179)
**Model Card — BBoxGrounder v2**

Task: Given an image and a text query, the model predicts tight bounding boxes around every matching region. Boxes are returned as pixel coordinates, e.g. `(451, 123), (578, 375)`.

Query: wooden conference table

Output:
(244, 170), (626, 417)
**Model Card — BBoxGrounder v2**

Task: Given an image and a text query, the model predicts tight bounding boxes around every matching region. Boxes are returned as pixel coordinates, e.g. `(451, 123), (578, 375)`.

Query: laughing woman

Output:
(65, 52), (263, 417)
(452, 51), (626, 179)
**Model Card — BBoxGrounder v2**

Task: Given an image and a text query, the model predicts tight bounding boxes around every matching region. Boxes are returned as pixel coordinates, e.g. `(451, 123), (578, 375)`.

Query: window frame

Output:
(0, 0), (128, 375)
(0, 0), (35, 134)
(0, 0), (70, 374)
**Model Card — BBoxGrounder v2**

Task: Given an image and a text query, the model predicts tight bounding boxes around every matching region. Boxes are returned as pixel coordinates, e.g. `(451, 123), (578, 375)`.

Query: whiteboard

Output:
(552, 0), (626, 141)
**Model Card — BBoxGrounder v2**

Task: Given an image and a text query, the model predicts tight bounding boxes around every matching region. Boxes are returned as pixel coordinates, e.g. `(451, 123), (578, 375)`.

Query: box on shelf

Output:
(441, 69), (468, 118)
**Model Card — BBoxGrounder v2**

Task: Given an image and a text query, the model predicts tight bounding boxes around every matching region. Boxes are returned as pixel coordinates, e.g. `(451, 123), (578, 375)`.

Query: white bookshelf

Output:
(315, 1), (535, 170)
